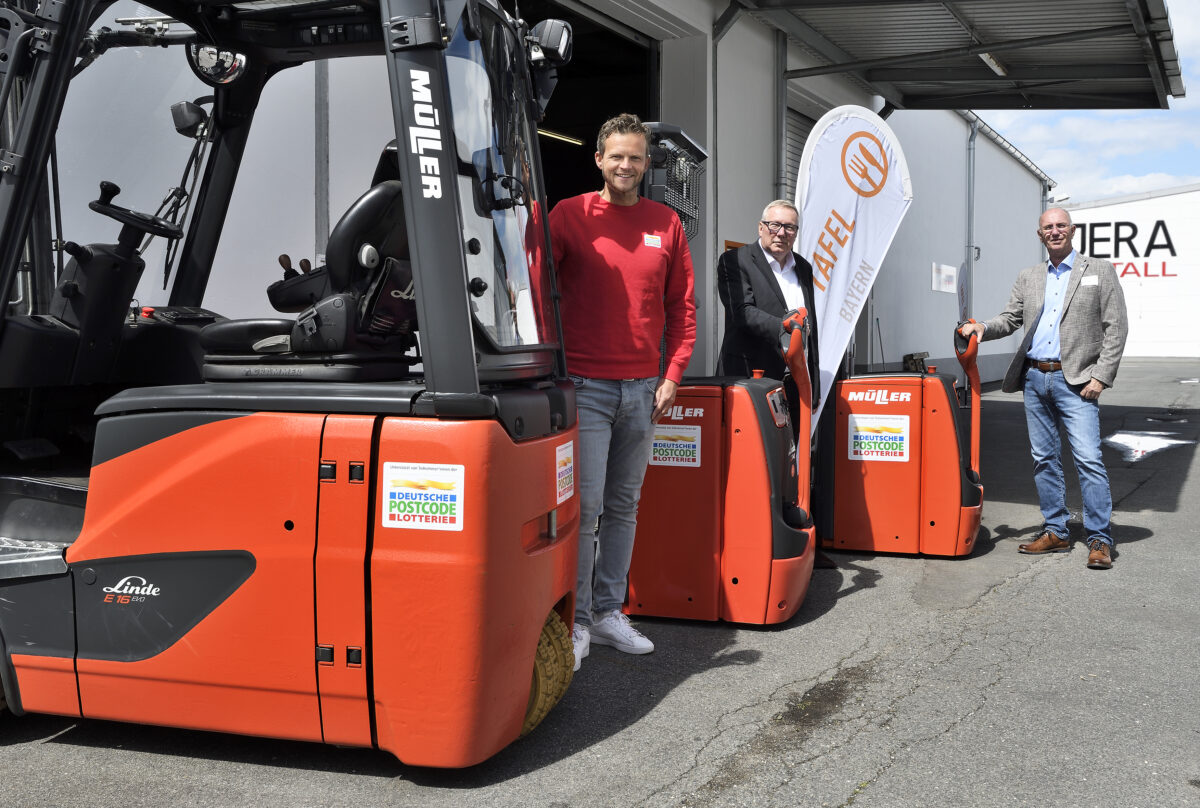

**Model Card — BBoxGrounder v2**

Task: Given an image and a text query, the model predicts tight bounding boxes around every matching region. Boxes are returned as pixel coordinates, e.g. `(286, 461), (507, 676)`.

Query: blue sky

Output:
(981, 0), (1200, 205)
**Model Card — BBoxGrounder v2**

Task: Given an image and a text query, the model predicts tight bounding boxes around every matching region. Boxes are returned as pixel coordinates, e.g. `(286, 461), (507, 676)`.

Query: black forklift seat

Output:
(199, 179), (416, 381)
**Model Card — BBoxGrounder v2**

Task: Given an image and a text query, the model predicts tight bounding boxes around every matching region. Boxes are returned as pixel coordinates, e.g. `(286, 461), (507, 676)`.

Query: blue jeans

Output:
(1023, 367), (1113, 546)
(571, 376), (658, 626)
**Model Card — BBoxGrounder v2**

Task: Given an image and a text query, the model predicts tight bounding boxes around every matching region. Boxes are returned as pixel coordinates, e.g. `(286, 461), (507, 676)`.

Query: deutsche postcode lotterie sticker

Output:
(650, 424), (702, 467)
(382, 462), (466, 530)
(847, 414), (909, 462)
(555, 440), (575, 504)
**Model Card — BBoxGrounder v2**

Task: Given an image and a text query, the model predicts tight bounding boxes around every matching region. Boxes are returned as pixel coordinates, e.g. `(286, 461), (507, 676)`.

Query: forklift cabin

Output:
(0, 0), (580, 768)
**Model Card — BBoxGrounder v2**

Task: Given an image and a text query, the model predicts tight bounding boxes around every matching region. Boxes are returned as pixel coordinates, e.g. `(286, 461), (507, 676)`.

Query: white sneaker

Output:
(589, 610), (654, 655)
(572, 624), (590, 672)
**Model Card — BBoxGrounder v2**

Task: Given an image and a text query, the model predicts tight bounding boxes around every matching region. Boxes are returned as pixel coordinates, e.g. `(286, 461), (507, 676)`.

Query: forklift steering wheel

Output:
(88, 181), (184, 240)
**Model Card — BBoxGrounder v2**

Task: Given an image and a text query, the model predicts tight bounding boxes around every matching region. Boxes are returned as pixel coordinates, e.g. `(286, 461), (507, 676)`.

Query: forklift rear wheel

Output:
(520, 610), (573, 736)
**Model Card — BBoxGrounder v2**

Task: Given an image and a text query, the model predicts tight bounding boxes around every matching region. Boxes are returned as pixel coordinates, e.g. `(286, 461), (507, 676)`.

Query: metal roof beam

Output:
(783, 24), (1128, 80)
(1124, 0), (1170, 106)
(753, 0), (946, 7)
(866, 64), (1153, 82)
(746, 5), (906, 107)
(713, 1), (746, 44)
(903, 91), (1159, 109)
(936, 1), (1031, 106)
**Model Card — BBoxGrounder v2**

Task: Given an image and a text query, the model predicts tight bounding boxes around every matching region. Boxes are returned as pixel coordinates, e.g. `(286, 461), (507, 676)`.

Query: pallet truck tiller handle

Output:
(954, 319), (982, 477)
(781, 308), (813, 513)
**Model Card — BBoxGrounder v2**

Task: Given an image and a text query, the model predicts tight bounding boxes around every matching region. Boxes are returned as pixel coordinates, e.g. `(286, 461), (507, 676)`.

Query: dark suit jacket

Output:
(716, 242), (820, 406)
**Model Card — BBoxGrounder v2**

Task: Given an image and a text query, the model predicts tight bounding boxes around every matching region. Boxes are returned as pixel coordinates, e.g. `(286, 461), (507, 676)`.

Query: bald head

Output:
(1037, 207), (1076, 264)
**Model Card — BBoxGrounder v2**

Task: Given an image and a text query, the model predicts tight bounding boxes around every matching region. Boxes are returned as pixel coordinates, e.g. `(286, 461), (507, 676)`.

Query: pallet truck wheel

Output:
(520, 610), (573, 737)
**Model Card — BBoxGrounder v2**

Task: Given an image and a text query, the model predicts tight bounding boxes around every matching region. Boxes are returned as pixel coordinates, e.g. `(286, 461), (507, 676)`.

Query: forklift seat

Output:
(199, 180), (415, 380)
(324, 179), (409, 293)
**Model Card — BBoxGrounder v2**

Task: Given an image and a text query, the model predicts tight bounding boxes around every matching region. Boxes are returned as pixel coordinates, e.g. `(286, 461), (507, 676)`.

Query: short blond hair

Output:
(596, 113), (650, 156)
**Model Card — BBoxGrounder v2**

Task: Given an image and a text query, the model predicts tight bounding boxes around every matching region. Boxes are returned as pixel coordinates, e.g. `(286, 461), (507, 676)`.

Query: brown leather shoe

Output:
(1086, 540), (1113, 570)
(1018, 530), (1070, 554)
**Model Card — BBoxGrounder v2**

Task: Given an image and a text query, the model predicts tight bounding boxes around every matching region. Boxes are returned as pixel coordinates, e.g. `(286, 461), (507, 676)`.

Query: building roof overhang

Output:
(730, 0), (1185, 110)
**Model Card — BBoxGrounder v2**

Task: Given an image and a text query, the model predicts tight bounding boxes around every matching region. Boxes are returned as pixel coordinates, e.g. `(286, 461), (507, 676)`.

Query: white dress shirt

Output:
(759, 242), (804, 311)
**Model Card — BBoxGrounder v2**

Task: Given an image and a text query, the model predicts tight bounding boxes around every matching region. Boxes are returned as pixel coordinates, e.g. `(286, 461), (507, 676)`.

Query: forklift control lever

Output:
(89, 181), (184, 241)
(278, 253), (298, 279)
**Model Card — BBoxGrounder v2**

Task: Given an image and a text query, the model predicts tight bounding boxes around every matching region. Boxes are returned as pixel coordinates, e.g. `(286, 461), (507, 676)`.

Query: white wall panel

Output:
(1069, 187), (1200, 358)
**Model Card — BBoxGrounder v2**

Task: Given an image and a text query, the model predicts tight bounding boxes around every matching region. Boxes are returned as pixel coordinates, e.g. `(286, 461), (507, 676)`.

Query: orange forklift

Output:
(0, 0), (578, 767)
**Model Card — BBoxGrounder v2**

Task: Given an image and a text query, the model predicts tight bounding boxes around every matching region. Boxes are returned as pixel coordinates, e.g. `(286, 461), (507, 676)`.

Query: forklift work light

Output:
(530, 19), (572, 66)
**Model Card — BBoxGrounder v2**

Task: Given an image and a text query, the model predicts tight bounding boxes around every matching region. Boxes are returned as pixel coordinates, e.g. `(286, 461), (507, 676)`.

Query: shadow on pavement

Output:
(408, 617), (750, 787)
(9, 713), (402, 775)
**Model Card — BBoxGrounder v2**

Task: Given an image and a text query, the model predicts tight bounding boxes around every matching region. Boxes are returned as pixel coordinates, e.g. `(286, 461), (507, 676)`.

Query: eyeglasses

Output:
(1039, 223), (1073, 233)
(761, 220), (799, 235)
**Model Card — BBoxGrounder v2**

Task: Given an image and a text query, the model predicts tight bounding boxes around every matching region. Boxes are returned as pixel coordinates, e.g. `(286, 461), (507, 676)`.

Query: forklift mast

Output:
(0, 0), (570, 410)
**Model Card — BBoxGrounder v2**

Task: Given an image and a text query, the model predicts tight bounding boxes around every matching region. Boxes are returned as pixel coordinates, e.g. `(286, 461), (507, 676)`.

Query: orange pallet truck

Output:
(626, 310), (817, 625)
(826, 324), (983, 557)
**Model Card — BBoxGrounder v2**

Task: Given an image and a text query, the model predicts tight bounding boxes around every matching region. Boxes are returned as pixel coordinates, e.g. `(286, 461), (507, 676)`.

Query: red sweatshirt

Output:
(549, 192), (696, 383)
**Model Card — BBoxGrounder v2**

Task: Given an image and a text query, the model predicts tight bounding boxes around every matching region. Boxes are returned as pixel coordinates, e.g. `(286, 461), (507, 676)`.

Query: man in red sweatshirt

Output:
(549, 113), (696, 671)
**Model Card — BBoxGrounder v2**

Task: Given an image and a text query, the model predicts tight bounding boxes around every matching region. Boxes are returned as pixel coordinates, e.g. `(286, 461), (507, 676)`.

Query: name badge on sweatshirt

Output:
(1081, 275), (1098, 286)
(643, 234), (662, 248)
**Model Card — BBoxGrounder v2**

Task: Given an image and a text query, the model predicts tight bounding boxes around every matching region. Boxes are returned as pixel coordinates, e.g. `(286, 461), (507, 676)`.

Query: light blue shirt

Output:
(1026, 250), (1075, 361)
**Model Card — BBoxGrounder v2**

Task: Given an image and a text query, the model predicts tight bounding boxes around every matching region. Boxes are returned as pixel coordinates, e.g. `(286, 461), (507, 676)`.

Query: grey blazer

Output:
(982, 253), (1128, 393)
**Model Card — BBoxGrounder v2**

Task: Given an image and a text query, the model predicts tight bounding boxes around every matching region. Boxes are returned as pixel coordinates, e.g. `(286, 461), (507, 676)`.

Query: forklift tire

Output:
(520, 610), (573, 737)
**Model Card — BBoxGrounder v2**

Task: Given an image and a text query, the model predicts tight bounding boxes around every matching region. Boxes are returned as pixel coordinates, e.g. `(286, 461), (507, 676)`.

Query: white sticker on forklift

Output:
(382, 462), (465, 531)
(556, 441), (575, 504)
(650, 425), (702, 467)
(847, 414), (909, 462)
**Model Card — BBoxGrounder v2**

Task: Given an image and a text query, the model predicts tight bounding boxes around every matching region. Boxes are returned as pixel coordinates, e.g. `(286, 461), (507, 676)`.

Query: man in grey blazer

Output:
(716, 199), (820, 412)
(959, 207), (1128, 569)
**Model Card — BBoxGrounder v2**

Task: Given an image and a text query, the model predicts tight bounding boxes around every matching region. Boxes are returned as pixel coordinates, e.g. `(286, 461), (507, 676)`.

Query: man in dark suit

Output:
(717, 199), (820, 409)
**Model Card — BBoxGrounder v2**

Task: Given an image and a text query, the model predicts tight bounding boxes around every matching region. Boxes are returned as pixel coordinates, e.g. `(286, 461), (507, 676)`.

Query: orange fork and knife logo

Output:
(841, 131), (889, 198)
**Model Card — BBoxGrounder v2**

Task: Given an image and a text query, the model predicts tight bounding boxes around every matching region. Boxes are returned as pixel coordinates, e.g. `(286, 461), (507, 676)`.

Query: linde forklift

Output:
(0, 0), (580, 768)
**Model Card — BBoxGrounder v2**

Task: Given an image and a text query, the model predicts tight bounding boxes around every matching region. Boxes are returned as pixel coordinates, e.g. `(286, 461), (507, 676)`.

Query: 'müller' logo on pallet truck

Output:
(846, 389), (912, 406)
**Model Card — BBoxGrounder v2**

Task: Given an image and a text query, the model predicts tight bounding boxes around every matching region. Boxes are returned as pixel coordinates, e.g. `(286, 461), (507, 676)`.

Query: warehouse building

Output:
(57, 0), (1186, 382)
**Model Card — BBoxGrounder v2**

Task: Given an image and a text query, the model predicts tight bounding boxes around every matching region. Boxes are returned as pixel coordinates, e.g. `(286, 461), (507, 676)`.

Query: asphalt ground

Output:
(2, 357), (1198, 808)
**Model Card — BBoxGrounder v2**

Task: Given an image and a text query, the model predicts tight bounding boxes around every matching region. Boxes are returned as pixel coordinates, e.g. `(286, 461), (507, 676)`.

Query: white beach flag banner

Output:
(796, 105), (913, 428)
